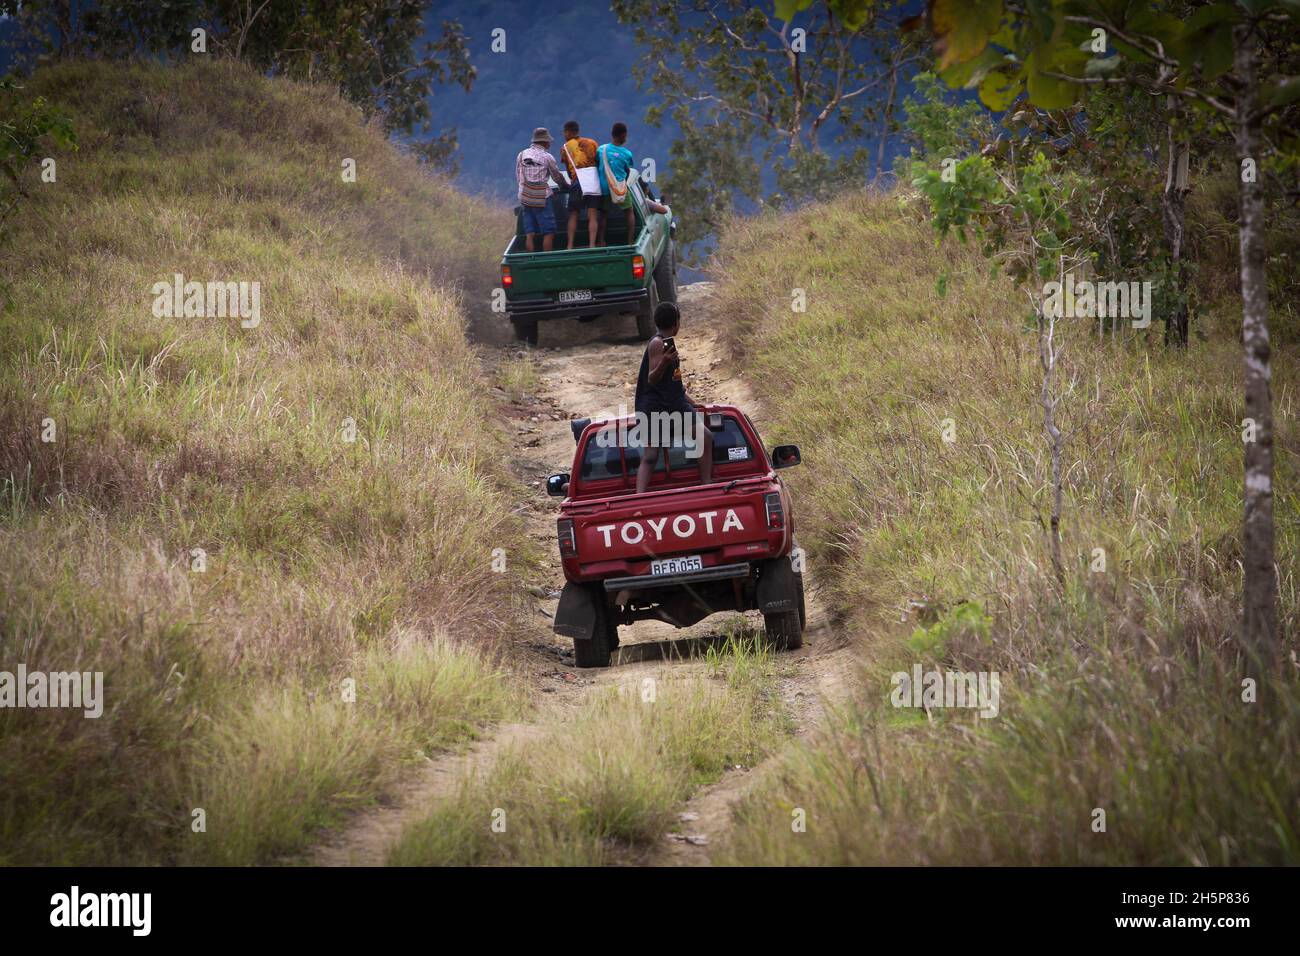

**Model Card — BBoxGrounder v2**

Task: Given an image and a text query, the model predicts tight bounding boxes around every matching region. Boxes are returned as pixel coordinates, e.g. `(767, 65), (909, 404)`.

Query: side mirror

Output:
(546, 473), (570, 497)
(771, 445), (801, 469)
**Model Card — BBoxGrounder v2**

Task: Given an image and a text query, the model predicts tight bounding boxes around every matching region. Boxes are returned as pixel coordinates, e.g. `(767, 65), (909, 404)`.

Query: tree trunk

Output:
(1233, 24), (1278, 670)
(1162, 97), (1191, 348)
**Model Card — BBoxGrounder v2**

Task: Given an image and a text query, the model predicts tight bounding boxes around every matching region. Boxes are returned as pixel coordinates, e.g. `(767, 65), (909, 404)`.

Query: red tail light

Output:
(557, 518), (576, 557)
(501, 265), (512, 288)
(632, 255), (645, 279)
(764, 492), (784, 531)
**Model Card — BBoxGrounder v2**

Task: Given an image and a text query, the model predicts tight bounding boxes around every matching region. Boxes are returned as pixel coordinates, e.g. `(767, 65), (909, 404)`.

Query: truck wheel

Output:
(635, 282), (659, 340)
(796, 571), (806, 631)
(654, 242), (678, 304)
(573, 593), (616, 668)
(511, 318), (538, 346)
(763, 609), (803, 652)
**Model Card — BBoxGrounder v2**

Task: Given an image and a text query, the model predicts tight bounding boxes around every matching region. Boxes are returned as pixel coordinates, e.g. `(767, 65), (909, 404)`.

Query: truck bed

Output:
(500, 170), (672, 339)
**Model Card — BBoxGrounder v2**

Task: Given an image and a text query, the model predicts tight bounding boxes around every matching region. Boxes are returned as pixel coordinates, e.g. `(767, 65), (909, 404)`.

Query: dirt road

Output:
(310, 282), (856, 866)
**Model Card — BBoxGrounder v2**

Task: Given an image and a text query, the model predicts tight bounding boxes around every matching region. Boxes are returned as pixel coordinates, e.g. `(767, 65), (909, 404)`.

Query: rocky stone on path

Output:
(665, 833), (710, 846)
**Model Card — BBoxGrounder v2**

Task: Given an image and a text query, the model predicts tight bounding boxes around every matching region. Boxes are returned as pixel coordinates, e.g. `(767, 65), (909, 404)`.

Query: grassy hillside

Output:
(712, 190), (1299, 864)
(0, 60), (530, 864)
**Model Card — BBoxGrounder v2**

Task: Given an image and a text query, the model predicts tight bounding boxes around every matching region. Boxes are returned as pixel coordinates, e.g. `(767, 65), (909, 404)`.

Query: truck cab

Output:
(501, 170), (677, 346)
(547, 405), (805, 667)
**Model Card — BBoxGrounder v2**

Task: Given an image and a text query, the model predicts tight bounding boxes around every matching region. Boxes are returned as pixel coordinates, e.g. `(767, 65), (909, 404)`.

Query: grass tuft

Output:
(388, 637), (783, 867)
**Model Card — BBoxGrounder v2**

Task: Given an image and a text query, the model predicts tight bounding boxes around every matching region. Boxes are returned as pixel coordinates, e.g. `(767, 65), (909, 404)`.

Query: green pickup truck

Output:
(500, 170), (677, 345)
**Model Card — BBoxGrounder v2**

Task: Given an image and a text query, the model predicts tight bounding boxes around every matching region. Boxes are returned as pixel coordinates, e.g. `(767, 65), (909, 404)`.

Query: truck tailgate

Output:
(568, 482), (774, 569)
(507, 246), (637, 294)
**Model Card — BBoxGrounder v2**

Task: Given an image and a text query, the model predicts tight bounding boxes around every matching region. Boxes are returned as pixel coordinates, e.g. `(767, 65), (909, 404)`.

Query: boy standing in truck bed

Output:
(596, 122), (636, 247)
(560, 120), (600, 249)
(515, 127), (566, 252)
(634, 301), (713, 494)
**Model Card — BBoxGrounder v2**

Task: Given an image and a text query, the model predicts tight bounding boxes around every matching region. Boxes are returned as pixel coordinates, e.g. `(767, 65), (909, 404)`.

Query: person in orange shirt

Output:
(560, 120), (600, 249)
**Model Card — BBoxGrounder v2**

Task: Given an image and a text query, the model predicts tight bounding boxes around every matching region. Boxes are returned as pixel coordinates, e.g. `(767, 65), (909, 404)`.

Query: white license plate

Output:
(651, 554), (703, 576)
(558, 289), (593, 303)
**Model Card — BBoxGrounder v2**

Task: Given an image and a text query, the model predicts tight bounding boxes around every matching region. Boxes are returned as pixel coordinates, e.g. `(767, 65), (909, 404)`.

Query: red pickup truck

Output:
(546, 404), (805, 667)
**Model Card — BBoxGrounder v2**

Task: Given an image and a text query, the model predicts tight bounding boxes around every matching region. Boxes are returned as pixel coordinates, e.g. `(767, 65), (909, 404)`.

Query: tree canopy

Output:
(0, 0), (474, 168)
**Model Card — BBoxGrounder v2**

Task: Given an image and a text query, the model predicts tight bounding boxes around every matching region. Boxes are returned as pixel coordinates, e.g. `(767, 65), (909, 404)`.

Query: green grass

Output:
(388, 636), (785, 866)
(180, 639), (524, 866)
(496, 351), (541, 403)
(0, 59), (531, 865)
(710, 189), (1299, 865)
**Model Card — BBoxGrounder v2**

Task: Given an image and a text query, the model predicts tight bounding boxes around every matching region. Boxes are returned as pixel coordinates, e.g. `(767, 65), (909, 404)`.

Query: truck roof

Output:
(577, 402), (748, 437)
(566, 404), (771, 502)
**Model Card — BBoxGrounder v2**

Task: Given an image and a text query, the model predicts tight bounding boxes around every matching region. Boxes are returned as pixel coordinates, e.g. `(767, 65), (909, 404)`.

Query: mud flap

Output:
(756, 556), (799, 615)
(553, 582), (599, 641)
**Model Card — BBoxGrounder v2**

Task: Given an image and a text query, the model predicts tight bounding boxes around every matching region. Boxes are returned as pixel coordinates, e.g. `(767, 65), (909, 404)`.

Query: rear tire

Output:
(511, 318), (538, 346)
(796, 571), (806, 631)
(763, 609), (803, 651)
(635, 281), (659, 340)
(573, 593), (616, 668)
(654, 242), (678, 304)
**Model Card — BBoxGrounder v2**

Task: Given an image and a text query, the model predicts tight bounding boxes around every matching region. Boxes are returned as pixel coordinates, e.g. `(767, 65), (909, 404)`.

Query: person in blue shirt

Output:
(596, 122), (636, 246)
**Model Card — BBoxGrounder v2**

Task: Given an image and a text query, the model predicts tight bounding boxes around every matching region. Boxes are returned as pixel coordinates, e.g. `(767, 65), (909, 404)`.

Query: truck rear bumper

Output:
(601, 561), (751, 592)
(507, 287), (648, 322)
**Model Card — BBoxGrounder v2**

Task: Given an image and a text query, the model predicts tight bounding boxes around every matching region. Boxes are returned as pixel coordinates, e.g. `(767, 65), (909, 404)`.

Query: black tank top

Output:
(634, 336), (688, 413)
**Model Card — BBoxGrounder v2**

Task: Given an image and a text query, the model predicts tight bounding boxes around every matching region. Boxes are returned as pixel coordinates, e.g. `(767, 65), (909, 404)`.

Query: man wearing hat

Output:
(515, 127), (567, 252)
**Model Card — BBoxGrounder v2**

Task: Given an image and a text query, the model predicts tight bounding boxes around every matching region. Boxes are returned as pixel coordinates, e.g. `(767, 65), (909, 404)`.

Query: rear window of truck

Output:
(578, 414), (757, 483)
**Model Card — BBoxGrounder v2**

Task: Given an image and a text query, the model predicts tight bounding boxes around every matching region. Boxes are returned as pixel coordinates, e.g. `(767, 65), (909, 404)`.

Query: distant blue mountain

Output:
(420, 1), (681, 207)
(0, 0), (914, 277)
(420, 2), (915, 205)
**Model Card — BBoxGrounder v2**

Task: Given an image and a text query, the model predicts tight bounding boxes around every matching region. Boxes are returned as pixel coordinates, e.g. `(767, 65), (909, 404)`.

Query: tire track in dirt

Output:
(309, 282), (857, 866)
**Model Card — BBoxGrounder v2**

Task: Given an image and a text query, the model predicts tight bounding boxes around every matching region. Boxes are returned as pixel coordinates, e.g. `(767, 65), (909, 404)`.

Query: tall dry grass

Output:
(388, 636), (785, 866)
(0, 59), (530, 864)
(710, 190), (1298, 864)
